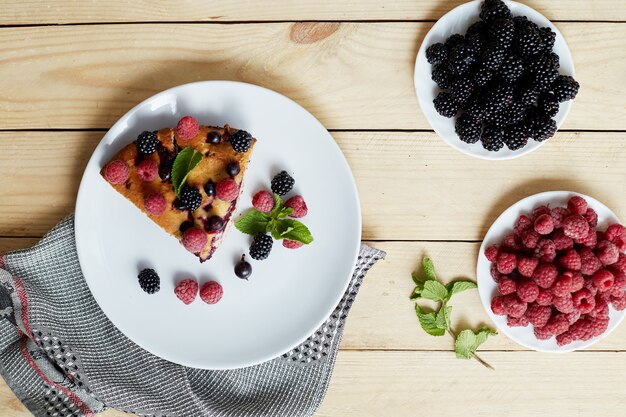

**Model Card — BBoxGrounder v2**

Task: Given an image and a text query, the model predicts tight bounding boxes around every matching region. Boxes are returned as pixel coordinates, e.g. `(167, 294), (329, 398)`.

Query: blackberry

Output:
(455, 113), (481, 144)
(517, 88), (539, 107)
(230, 129), (252, 153)
(514, 26), (544, 57)
(481, 43), (506, 70)
(499, 54), (524, 84)
(179, 186), (202, 211)
(136, 131), (158, 154)
(483, 83), (514, 115)
(483, 110), (508, 128)
(552, 75), (579, 102)
(466, 21), (488, 38)
(538, 92), (559, 117)
(501, 101), (527, 126)
(528, 115), (557, 142)
(444, 34), (465, 51)
(513, 16), (538, 32)
(466, 32), (486, 55)
(479, 0), (511, 22)
(504, 123), (530, 150)
(271, 171), (295, 196)
(226, 161), (240, 177)
(449, 77), (475, 105)
(528, 58), (558, 92)
(464, 98), (485, 121)
(481, 126), (505, 151)
(249, 233), (273, 260)
(426, 43), (448, 65)
(473, 67), (493, 87)
(538, 27), (556, 51)
(545, 52), (560, 69)
(433, 92), (460, 118)
(447, 44), (475, 75)
(138, 268), (160, 294)
(489, 19), (515, 50)
(431, 65), (452, 89)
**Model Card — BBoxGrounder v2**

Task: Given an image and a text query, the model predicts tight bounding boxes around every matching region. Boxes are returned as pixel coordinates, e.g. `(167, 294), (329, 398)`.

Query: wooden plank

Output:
(0, 238), (38, 254)
(0, 23), (623, 130)
(2, 0), (624, 23)
(1, 131), (625, 240)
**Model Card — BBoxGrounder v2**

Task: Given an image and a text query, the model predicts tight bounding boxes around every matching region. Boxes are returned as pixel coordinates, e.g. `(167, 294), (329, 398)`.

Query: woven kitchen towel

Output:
(0, 215), (384, 417)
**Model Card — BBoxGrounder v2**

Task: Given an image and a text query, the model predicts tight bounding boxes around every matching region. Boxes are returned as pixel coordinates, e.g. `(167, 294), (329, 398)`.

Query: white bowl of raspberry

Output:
(477, 191), (626, 352)
(414, 0), (577, 160)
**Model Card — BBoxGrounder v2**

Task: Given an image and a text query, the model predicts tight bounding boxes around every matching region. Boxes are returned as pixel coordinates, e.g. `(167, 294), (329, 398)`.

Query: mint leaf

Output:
(422, 257), (437, 281)
(275, 219), (313, 244)
(415, 305), (445, 336)
(445, 280), (478, 300)
(409, 281), (424, 300)
(278, 207), (293, 218)
(235, 210), (271, 235)
(435, 305), (452, 330)
(411, 272), (423, 285)
(454, 327), (497, 359)
(420, 280), (448, 302)
(269, 193), (284, 218)
(171, 147), (202, 196)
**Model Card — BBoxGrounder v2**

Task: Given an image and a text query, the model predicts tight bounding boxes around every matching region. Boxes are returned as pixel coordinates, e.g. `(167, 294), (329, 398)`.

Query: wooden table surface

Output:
(1, 1), (625, 416)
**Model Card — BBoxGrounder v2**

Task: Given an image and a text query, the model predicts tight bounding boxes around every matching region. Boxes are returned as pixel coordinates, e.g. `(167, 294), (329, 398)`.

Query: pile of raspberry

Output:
(487, 196), (626, 346)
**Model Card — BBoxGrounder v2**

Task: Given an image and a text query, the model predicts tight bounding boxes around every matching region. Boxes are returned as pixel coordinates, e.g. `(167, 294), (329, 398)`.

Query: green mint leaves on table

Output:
(410, 256), (496, 369)
(235, 193), (314, 244)
(171, 147), (202, 196)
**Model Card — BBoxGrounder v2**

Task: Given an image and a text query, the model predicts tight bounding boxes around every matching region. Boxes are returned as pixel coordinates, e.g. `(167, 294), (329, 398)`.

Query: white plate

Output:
(477, 191), (626, 352)
(414, 0), (575, 160)
(75, 81), (362, 369)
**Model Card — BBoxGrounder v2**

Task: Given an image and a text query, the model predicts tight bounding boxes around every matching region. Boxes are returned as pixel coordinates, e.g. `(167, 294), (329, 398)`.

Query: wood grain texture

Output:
(1, 131), (624, 240)
(2, 0), (624, 23)
(0, 23), (623, 130)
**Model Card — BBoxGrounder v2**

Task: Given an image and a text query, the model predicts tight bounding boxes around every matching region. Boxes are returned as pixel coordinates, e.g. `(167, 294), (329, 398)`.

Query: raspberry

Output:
(592, 269), (614, 292)
(550, 207), (570, 228)
(584, 208), (598, 227)
(514, 214), (533, 235)
(200, 281), (223, 304)
(570, 272), (585, 292)
(565, 310), (581, 325)
(597, 289), (612, 303)
(484, 245), (500, 262)
(572, 288), (595, 314)
(589, 297), (609, 318)
(589, 315), (610, 337)
(556, 331), (575, 346)
(552, 229), (574, 250)
(502, 294), (527, 318)
(610, 272), (626, 296)
(580, 248), (602, 276)
(533, 263), (558, 289)
(553, 294), (575, 313)
(575, 227), (597, 248)
(558, 248), (581, 271)
(569, 318), (593, 341)
(613, 253), (626, 275)
(532, 205), (551, 220)
(490, 263), (501, 282)
(144, 194), (167, 216)
(611, 296), (626, 310)
(562, 215), (589, 240)
(182, 227), (207, 254)
(596, 240), (619, 266)
(534, 214), (554, 235)
(491, 296), (507, 315)
(252, 191), (274, 213)
(517, 280), (539, 302)
(544, 314), (570, 335)
(284, 195), (308, 218)
(605, 224), (626, 244)
(175, 115), (199, 141)
(527, 304), (551, 327)
(567, 196), (588, 215)
(498, 276), (517, 295)
(502, 233), (521, 251)
(517, 257), (539, 277)
(137, 159), (158, 181)
(552, 274), (573, 297)
(283, 240), (303, 249)
(534, 239), (556, 262)
(216, 178), (239, 202)
(614, 238), (626, 253)
(534, 325), (553, 340)
(507, 315), (529, 327)
(497, 253), (517, 274)
(583, 279), (598, 297)
(174, 279), (198, 305)
(103, 160), (129, 184)
(521, 229), (540, 249)
(536, 289), (554, 306)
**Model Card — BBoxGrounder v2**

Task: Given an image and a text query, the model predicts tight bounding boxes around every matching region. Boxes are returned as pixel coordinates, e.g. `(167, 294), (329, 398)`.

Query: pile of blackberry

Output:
(426, 0), (579, 152)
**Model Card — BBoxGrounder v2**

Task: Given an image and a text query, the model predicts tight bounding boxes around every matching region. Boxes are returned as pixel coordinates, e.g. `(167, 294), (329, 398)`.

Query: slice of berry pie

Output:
(101, 116), (256, 262)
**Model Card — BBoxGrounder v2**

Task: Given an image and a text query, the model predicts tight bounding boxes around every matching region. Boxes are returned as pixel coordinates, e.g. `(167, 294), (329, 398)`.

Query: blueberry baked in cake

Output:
(101, 116), (256, 262)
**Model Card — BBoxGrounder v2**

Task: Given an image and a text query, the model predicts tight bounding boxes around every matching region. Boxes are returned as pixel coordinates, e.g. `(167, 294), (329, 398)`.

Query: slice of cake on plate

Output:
(101, 116), (256, 262)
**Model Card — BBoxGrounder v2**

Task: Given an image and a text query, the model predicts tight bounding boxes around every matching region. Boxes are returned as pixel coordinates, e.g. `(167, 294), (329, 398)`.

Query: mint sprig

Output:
(235, 194), (314, 244)
(410, 256), (496, 369)
(171, 147), (202, 196)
